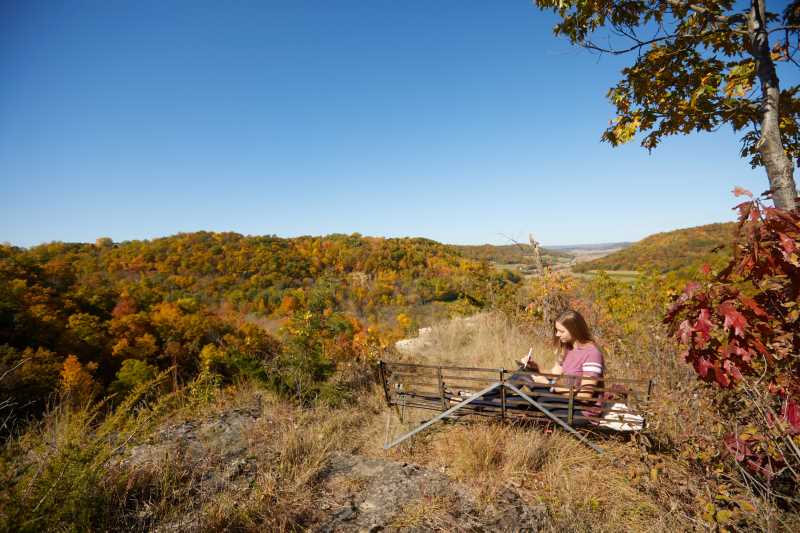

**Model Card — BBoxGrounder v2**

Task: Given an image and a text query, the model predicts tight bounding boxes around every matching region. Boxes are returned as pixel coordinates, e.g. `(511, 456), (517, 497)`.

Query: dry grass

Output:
(388, 493), (461, 530)
(171, 387), (384, 531)
(384, 419), (702, 532)
(5, 312), (796, 531)
(414, 311), (556, 370)
(379, 312), (748, 531)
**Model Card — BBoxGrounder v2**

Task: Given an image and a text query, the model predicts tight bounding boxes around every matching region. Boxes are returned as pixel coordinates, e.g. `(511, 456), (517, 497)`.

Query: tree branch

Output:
(663, 0), (747, 27)
(769, 25), (800, 34)
(582, 26), (739, 55)
(583, 34), (676, 55)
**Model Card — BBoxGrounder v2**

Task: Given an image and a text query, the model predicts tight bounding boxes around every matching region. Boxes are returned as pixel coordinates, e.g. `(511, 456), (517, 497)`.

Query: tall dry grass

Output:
(0, 370), (388, 532)
(383, 309), (797, 531)
(0, 372), (175, 532)
(378, 415), (704, 532)
(413, 312), (557, 370)
(4, 307), (797, 531)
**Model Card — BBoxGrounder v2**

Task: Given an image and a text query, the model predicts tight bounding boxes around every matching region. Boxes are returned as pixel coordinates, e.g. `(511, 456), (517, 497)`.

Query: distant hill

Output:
(450, 244), (571, 265)
(546, 242), (632, 252)
(572, 222), (736, 274)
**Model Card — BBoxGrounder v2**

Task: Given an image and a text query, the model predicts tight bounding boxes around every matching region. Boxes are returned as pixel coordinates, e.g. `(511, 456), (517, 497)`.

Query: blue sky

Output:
(1, 1), (796, 247)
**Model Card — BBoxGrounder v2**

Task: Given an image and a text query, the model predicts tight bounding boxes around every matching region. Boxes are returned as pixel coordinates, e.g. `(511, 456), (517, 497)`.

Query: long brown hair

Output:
(552, 309), (593, 352)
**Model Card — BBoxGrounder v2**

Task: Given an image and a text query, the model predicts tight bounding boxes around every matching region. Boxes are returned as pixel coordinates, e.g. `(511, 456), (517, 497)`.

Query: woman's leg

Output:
(468, 371), (536, 401)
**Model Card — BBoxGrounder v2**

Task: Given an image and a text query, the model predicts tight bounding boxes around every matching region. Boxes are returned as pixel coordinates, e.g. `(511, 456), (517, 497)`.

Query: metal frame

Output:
(379, 360), (653, 454)
(383, 380), (604, 454)
(383, 382), (503, 449)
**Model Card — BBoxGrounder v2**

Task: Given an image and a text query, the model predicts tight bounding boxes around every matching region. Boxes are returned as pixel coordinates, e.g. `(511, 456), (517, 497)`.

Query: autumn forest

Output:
(0, 232), (520, 426)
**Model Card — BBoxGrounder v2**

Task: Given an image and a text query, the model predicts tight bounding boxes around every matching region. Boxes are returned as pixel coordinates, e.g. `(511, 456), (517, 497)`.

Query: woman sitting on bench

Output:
(524, 309), (604, 400)
(472, 310), (604, 422)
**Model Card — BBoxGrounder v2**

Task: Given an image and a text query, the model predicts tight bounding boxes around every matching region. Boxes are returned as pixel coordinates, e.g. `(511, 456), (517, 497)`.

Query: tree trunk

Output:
(528, 234), (544, 273)
(749, 0), (798, 210)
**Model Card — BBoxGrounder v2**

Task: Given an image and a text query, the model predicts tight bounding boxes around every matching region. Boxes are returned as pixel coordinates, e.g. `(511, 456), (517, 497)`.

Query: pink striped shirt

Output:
(561, 344), (604, 387)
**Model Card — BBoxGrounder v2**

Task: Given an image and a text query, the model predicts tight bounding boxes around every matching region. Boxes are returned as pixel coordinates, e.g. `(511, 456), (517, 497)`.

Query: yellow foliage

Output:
(111, 338), (130, 358)
(151, 301), (182, 326)
(199, 344), (226, 370)
(134, 333), (159, 358)
(60, 355), (97, 404)
(396, 312), (412, 333)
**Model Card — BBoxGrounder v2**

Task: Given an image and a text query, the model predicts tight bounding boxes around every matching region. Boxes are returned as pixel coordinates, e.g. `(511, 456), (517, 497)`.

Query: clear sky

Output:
(1, 1), (797, 247)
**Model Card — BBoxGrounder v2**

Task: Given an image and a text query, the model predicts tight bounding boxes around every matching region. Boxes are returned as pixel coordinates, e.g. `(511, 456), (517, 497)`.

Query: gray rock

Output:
(315, 453), (546, 532)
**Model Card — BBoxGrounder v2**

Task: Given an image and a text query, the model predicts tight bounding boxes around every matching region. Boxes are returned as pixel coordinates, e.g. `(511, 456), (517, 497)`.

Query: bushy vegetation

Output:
(665, 191), (800, 505)
(0, 232), (518, 429)
(573, 222), (735, 275)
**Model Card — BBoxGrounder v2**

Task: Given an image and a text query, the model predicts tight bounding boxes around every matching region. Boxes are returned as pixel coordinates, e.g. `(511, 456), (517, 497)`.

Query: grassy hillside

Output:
(572, 222), (736, 274)
(5, 312), (796, 531)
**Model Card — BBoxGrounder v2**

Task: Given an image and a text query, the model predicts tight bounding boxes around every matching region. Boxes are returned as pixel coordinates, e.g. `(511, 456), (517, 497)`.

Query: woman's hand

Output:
(518, 349), (539, 372)
(523, 359), (539, 372)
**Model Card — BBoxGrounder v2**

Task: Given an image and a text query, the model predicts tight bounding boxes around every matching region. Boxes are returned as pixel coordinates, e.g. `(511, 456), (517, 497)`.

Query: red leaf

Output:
(696, 356), (713, 378)
(769, 208), (800, 229)
(782, 399), (800, 434)
(719, 302), (747, 337)
(736, 345), (753, 363)
(733, 186), (753, 198)
(694, 308), (713, 346)
(724, 341), (752, 364)
(740, 296), (768, 318)
(715, 366), (731, 387)
(724, 433), (751, 461)
(778, 232), (797, 256)
(701, 263), (711, 275)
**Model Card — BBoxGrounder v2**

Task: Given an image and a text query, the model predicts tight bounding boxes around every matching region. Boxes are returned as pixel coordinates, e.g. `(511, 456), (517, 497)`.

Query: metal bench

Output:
(379, 360), (653, 454)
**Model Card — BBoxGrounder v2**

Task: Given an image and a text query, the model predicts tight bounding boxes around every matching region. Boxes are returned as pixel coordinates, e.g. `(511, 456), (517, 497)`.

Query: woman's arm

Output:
(551, 376), (598, 398)
(529, 361), (563, 385)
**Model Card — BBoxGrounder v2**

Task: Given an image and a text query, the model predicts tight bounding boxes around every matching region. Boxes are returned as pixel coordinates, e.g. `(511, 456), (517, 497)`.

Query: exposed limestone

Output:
(316, 453), (546, 532)
(395, 314), (484, 356)
(115, 397), (545, 532)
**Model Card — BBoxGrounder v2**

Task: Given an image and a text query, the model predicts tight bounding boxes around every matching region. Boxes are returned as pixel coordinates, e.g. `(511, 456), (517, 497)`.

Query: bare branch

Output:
(583, 34), (676, 55)
(663, 0), (747, 27)
(582, 23), (746, 56)
(769, 25), (800, 34)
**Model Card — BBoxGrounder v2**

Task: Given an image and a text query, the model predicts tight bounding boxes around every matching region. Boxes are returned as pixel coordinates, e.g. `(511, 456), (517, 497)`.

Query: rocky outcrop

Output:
(116, 397), (545, 532)
(394, 314), (484, 356)
(316, 454), (546, 532)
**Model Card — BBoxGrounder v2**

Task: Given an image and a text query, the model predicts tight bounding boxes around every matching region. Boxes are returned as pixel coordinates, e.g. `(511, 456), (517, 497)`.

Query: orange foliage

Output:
(60, 355), (97, 404)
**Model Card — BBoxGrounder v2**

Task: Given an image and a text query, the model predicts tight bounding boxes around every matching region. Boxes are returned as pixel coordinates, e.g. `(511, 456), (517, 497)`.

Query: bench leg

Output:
(383, 382), (503, 449)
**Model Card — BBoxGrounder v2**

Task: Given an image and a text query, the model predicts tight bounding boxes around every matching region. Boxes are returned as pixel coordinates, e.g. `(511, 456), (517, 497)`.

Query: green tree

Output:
(533, 0), (799, 209)
(109, 358), (158, 396)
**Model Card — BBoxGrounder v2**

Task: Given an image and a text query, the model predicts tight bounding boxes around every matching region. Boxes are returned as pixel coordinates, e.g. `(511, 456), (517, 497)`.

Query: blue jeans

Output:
(480, 371), (566, 403)
(475, 371), (589, 424)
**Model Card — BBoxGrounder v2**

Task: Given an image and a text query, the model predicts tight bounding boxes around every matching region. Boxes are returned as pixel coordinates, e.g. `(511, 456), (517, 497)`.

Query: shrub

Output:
(109, 358), (159, 397)
(665, 190), (800, 505)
